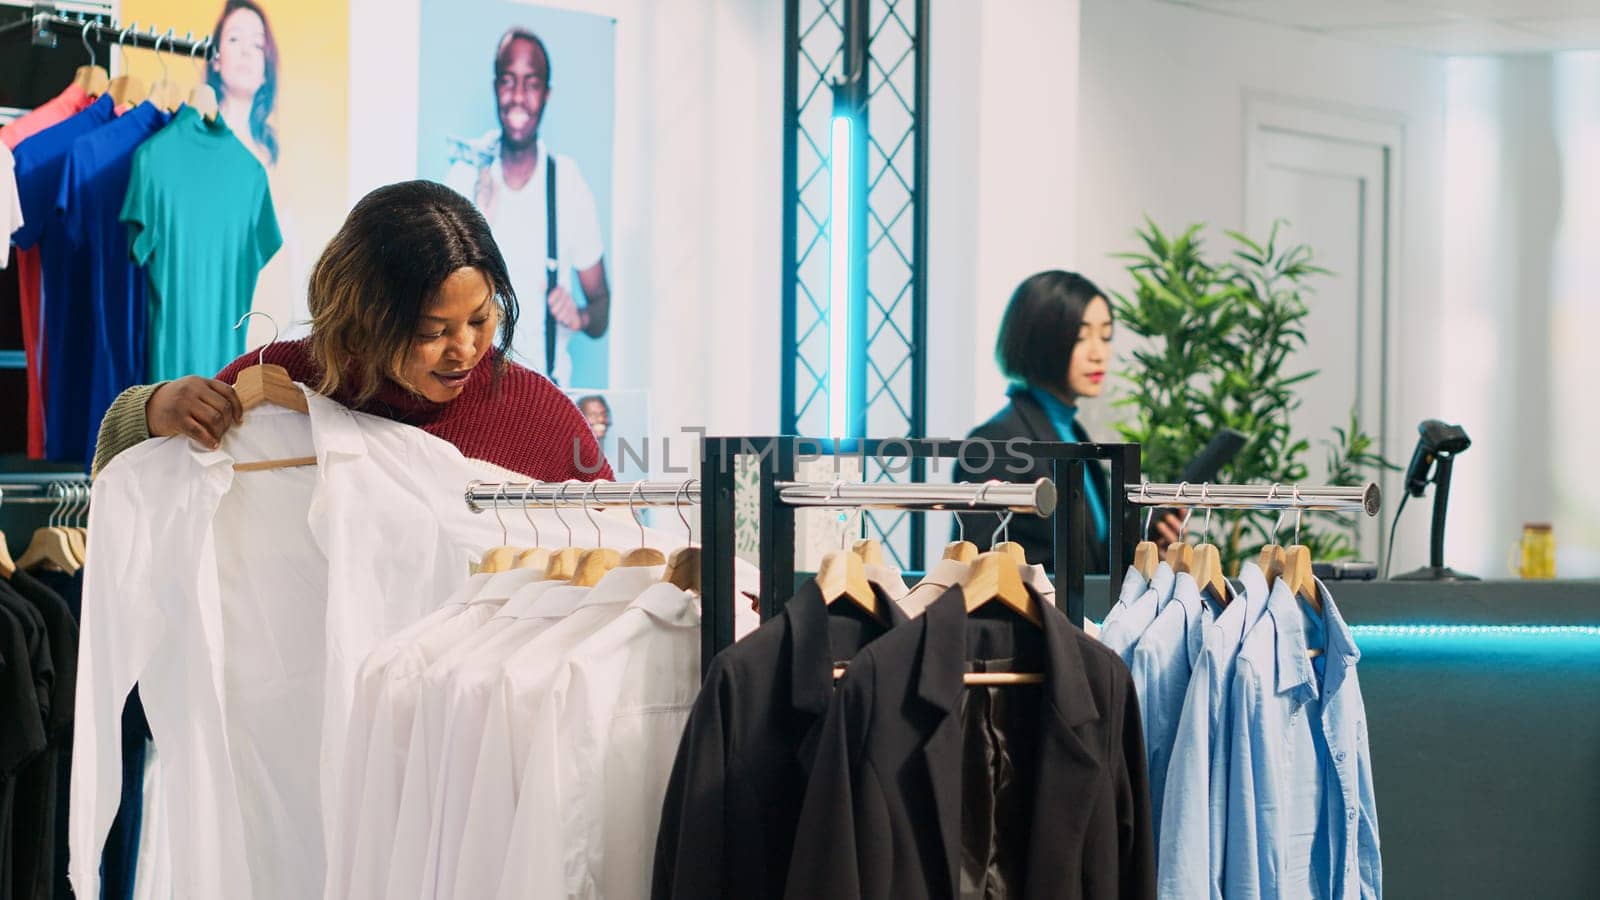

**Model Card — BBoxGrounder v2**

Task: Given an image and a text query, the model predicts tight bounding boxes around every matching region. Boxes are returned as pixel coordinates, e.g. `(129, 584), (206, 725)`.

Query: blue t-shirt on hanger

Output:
(55, 102), (175, 469)
(10, 94), (116, 463)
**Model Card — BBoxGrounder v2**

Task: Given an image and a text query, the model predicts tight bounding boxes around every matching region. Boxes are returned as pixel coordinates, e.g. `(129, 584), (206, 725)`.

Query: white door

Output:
(1247, 114), (1395, 561)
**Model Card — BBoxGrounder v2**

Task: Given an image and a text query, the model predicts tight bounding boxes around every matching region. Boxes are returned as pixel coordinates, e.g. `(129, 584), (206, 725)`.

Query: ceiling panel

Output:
(1392, 0), (1600, 18)
(1164, 0), (1600, 53)
(1510, 16), (1600, 46)
(1329, 20), (1563, 54)
(1176, 0), (1459, 30)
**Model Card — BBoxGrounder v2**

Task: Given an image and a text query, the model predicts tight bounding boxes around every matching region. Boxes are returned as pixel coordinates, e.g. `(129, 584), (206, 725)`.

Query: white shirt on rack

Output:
(442, 565), (664, 898)
(337, 571), (523, 900)
(413, 566), (659, 899)
(491, 581), (703, 900)
(71, 390), (490, 900)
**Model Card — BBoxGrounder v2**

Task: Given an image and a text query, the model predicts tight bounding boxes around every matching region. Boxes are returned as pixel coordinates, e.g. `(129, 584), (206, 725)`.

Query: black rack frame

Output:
(695, 436), (1142, 671)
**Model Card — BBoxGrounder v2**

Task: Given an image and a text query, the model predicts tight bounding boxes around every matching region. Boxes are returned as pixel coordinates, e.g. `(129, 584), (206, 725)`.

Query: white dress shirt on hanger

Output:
(492, 581), (703, 900)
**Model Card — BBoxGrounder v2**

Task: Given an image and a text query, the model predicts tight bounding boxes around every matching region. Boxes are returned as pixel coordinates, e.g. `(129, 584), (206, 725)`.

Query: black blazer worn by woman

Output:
(954, 385), (1112, 574)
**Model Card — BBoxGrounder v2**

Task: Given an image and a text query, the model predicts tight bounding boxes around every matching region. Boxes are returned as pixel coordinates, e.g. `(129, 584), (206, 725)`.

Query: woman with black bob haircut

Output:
(955, 270), (1177, 573)
(92, 180), (611, 482)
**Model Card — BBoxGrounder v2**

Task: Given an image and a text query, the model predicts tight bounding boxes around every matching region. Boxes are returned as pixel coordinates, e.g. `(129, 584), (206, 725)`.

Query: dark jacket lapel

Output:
(913, 588), (970, 897)
(1025, 599), (1106, 896)
(785, 580), (839, 774)
(788, 580), (911, 774)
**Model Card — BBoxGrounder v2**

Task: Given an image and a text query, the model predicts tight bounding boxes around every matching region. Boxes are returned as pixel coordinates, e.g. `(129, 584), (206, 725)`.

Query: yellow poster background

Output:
(119, 0), (349, 345)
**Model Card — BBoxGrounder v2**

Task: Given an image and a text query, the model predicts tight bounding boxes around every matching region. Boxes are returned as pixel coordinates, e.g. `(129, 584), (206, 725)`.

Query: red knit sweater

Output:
(215, 340), (614, 481)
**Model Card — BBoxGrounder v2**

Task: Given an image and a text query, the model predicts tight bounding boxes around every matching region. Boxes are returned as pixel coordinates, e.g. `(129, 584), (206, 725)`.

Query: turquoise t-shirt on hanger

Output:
(121, 106), (281, 382)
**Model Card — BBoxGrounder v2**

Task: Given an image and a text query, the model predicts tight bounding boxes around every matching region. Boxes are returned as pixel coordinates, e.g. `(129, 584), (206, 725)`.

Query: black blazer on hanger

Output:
(784, 585), (1155, 900)
(652, 579), (908, 900)
(953, 385), (1112, 574)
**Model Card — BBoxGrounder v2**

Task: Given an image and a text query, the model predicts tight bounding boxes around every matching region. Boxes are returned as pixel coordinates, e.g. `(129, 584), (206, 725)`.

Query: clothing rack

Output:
(699, 437), (1144, 665)
(0, 8), (211, 57)
(0, 473), (91, 506)
(1126, 481), (1380, 516)
(465, 479), (702, 512)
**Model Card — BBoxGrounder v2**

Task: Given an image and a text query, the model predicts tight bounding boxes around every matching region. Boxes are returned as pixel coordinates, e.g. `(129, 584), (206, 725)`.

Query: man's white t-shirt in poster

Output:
(445, 138), (604, 388)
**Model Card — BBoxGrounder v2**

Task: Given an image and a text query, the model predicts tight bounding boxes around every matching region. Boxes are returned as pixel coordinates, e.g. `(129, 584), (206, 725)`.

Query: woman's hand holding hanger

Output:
(147, 376), (244, 451)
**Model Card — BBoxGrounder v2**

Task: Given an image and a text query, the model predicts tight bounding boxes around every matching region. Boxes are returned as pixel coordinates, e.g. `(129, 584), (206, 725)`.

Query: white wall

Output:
(348, 0), (784, 462)
(1440, 53), (1600, 577)
(1075, 0), (1450, 571)
(922, 0), (1082, 558)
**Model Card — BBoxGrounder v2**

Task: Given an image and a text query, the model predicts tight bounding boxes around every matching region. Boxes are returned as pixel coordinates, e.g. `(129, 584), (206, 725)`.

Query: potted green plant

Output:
(1111, 219), (1394, 573)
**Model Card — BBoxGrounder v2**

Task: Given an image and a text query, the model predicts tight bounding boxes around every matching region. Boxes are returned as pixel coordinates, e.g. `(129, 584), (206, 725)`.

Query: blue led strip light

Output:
(1082, 622), (1600, 639)
(1350, 624), (1600, 639)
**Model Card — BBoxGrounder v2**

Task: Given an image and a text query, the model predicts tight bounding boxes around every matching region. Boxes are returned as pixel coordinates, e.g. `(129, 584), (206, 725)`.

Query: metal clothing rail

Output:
(774, 479), (1056, 515)
(697, 437), (1144, 671)
(0, 473), (91, 505)
(1127, 482), (1380, 517)
(2, 9), (212, 56)
(465, 479), (701, 513)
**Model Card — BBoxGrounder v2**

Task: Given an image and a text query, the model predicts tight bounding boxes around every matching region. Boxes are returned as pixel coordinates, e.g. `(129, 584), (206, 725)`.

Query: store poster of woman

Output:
(123, 0), (351, 344)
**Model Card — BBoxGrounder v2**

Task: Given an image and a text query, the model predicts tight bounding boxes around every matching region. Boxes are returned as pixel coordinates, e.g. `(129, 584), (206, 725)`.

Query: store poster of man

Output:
(442, 26), (611, 388)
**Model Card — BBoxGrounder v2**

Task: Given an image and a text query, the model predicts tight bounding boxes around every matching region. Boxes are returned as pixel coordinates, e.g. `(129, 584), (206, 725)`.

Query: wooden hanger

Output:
(1192, 543), (1228, 605)
(942, 540), (978, 563)
(957, 549), (1044, 684)
(1165, 539), (1193, 574)
(543, 547), (584, 581)
(106, 26), (147, 107)
(186, 38), (218, 121)
(471, 483), (520, 574)
(536, 483), (583, 579)
(618, 484), (666, 566)
(662, 482), (701, 593)
(816, 549), (884, 623)
(16, 486), (80, 575)
(567, 483), (621, 586)
(571, 548), (620, 586)
(851, 538), (884, 566)
(502, 483), (550, 570)
(145, 31), (187, 113)
(664, 546), (701, 593)
(1284, 545), (1318, 611)
(1281, 494), (1322, 614)
(986, 508), (1029, 566)
(64, 484), (89, 566)
(959, 550), (1041, 627)
(229, 313), (317, 472)
(16, 527), (78, 575)
(1163, 485), (1195, 573)
(1131, 487), (1160, 580)
(1257, 488), (1288, 586)
(1187, 491), (1228, 604)
(992, 542), (1027, 565)
(72, 21), (110, 97)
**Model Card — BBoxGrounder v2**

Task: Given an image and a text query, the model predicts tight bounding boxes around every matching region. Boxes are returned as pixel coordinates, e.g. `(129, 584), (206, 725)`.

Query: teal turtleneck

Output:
(1029, 385), (1109, 544)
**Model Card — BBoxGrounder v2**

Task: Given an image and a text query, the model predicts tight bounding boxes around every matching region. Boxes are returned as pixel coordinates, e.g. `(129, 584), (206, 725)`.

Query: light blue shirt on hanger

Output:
(1128, 570), (1224, 842)
(1155, 560), (1271, 900)
(1223, 577), (1381, 899)
(1100, 561), (1176, 666)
